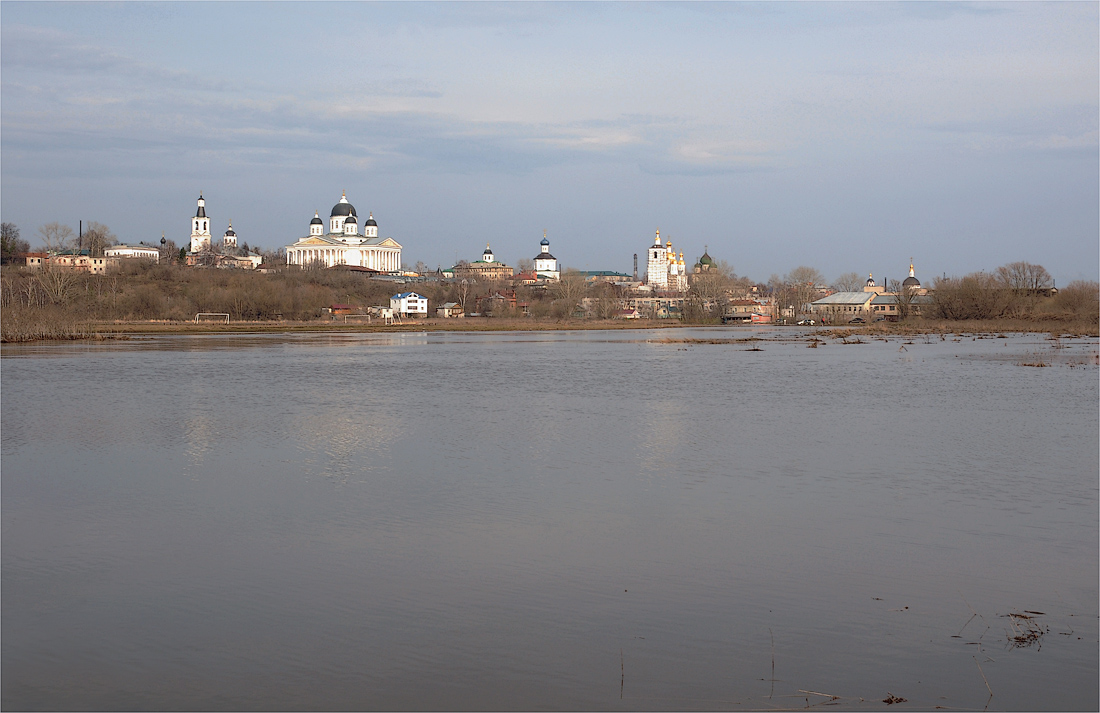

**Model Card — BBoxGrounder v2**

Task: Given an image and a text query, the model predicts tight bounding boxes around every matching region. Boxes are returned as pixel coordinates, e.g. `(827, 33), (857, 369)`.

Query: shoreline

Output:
(3, 316), (1097, 344)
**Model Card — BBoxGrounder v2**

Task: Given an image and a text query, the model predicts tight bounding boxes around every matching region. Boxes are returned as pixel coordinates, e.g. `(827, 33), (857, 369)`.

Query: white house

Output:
(391, 292), (428, 318)
(105, 244), (160, 262)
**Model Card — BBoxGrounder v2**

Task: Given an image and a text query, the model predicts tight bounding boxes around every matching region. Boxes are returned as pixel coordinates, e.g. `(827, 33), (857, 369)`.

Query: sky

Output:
(2, 1), (1097, 284)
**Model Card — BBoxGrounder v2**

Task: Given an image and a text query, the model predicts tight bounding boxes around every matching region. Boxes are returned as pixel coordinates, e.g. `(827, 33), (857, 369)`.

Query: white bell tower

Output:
(190, 192), (211, 253)
(646, 229), (668, 290)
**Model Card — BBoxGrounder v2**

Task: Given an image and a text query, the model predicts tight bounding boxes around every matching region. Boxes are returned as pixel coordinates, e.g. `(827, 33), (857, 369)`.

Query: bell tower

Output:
(190, 192), (211, 253)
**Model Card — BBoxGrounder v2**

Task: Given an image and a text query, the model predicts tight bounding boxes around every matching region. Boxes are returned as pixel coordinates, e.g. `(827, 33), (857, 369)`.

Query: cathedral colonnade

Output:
(287, 247), (400, 270)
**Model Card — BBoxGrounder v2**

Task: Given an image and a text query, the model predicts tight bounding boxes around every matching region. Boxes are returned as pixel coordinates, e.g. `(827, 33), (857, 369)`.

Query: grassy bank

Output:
(3, 263), (1096, 342)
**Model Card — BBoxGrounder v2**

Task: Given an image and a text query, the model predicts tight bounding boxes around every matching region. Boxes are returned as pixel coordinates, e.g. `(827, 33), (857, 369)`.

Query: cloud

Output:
(925, 104), (1099, 153)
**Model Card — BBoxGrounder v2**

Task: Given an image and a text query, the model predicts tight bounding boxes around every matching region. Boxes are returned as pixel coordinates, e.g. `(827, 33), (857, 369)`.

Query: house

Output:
(618, 307), (640, 319)
(436, 302), (464, 318)
(105, 244), (160, 262)
(809, 291), (877, 322)
(21, 253), (47, 269)
(48, 251), (112, 274)
(870, 293), (935, 320)
(477, 290), (519, 316)
(512, 270), (539, 285)
(391, 292), (428, 318)
(451, 245), (513, 282)
(577, 270), (633, 283)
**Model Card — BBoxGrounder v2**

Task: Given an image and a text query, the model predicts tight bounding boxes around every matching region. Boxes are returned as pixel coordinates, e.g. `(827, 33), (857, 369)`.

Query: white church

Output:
(285, 193), (402, 271)
(188, 192), (239, 254)
(645, 229), (688, 292)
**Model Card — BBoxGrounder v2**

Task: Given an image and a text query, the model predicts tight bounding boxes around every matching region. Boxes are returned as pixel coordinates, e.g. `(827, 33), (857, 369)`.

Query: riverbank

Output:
(3, 314), (1097, 343)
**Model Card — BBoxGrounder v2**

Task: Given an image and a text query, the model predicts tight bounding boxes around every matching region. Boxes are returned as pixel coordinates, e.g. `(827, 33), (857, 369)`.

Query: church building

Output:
(285, 192), (402, 271)
(533, 231), (560, 281)
(190, 193), (211, 253)
(645, 230), (688, 292)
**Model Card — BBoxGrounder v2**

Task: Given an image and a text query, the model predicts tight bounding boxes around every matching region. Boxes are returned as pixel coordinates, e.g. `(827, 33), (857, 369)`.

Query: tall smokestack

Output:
(633, 253), (638, 282)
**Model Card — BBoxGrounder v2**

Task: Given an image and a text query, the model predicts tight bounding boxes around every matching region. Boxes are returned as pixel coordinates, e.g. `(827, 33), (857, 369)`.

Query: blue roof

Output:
(392, 292), (425, 299)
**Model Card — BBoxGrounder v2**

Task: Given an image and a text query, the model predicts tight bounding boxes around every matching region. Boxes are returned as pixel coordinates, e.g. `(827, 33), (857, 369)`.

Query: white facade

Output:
(533, 231), (560, 281)
(190, 193), (211, 253)
(222, 221), (237, 250)
(391, 292), (428, 317)
(286, 193), (402, 271)
(646, 230), (668, 290)
(645, 229), (687, 292)
(105, 245), (160, 262)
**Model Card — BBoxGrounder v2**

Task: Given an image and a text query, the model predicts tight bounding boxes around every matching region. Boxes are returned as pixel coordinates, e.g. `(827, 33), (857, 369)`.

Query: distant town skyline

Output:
(2, 2), (1097, 282)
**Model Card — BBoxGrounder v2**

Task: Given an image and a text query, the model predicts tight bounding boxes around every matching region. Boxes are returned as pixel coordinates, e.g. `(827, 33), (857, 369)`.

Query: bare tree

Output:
(457, 279), (472, 312)
(996, 261), (1052, 292)
(82, 222), (117, 257)
(37, 222), (76, 253)
(931, 273), (1012, 320)
(832, 272), (864, 293)
(1052, 280), (1099, 321)
(784, 266), (825, 315)
(516, 257), (534, 272)
(161, 238), (179, 263)
(887, 279), (916, 321)
(36, 266), (76, 304)
(553, 271), (588, 309)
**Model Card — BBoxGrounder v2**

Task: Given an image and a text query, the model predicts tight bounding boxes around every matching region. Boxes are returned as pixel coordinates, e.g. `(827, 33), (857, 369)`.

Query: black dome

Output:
(311, 215), (323, 225)
(903, 276), (920, 288)
(331, 196), (357, 217)
(344, 213), (357, 224)
(534, 252), (556, 261)
(365, 216), (377, 227)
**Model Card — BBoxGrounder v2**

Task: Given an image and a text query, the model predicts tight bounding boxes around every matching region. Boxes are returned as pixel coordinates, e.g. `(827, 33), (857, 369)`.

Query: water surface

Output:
(3, 329), (1097, 710)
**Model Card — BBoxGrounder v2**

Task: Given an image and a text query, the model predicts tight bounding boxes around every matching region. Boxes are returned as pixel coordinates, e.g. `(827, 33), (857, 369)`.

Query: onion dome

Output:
(698, 246), (713, 267)
(311, 211), (323, 226)
(541, 237), (550, 247)
(330, 191), (357, 218)
(866, 272), (875, 287)
(902, 261), (920, 288)
(364, 212), (377, 227)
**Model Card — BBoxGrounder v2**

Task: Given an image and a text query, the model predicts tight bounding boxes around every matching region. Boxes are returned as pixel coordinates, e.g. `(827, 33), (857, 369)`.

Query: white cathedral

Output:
(285, 192), (402, 271)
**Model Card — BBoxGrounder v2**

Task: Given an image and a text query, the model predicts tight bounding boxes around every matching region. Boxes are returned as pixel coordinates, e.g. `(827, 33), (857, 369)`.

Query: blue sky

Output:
(2, 2), (1097, 283)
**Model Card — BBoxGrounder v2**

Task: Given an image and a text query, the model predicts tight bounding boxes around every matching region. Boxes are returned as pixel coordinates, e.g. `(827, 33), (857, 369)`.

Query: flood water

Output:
(2, 328), (1097, 711)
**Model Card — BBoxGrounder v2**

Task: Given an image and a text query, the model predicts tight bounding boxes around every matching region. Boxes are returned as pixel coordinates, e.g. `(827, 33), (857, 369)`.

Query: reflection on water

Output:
(2, 330), (1097, 711)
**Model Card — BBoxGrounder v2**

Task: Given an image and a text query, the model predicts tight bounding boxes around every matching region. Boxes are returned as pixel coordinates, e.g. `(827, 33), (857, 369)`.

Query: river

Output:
(2, 328), (1097, 710)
